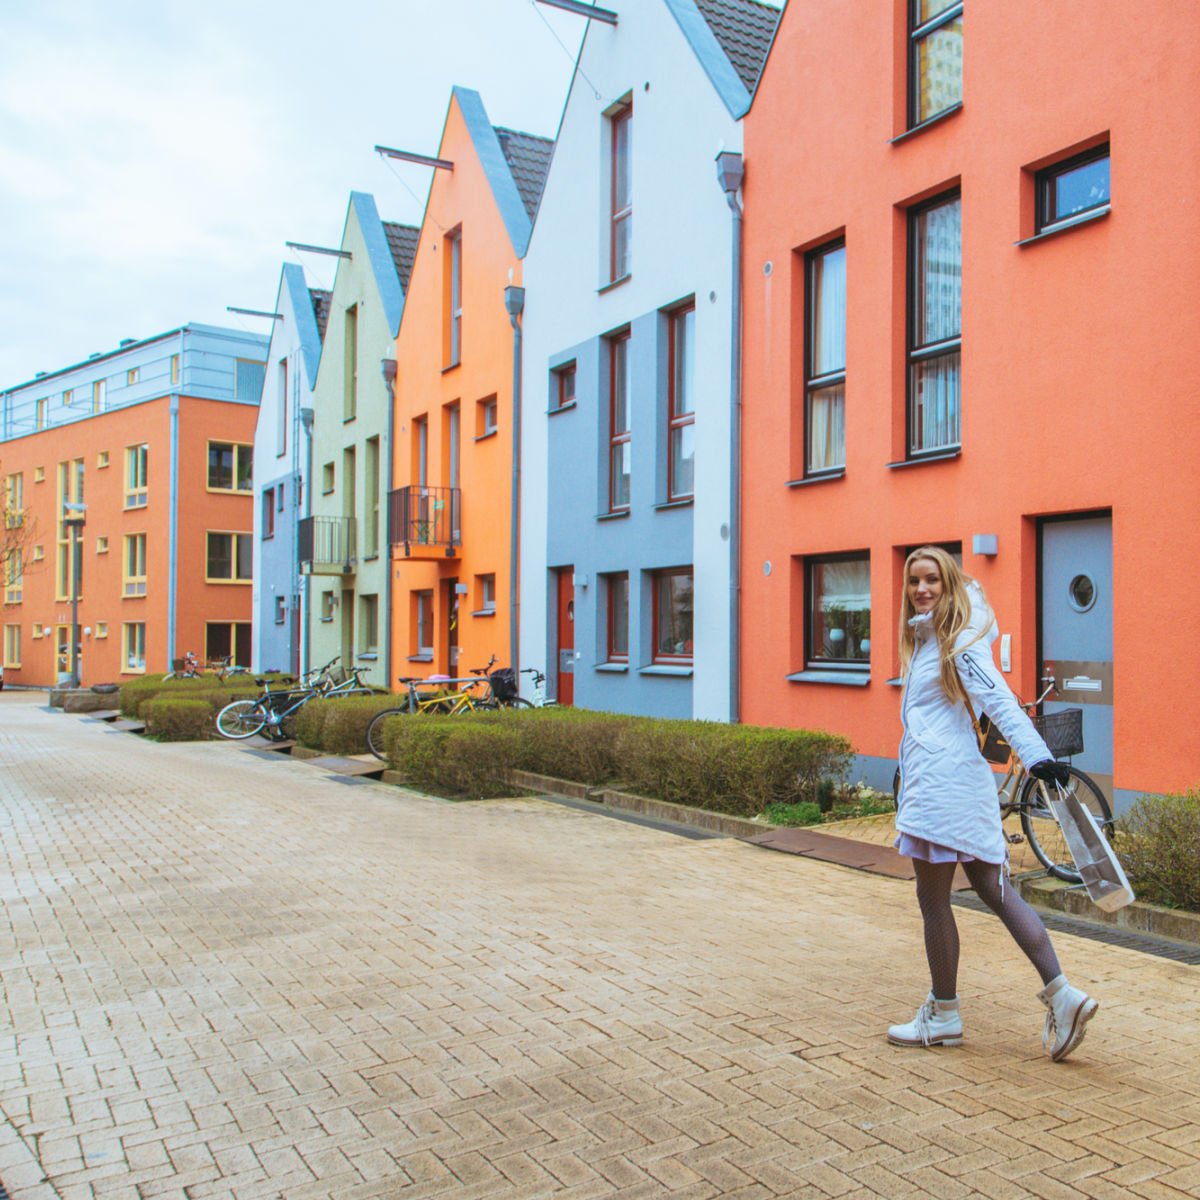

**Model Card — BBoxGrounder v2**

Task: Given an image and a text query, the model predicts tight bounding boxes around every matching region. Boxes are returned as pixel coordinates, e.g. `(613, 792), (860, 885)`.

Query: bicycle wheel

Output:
(1019, 766), (1113, 883)
(366, 708), (406, 760)
(216, 699), (267, 740)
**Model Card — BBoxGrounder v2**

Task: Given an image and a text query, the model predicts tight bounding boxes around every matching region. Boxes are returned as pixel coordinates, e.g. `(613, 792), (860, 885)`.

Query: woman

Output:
(889, 546), (1098, 1062)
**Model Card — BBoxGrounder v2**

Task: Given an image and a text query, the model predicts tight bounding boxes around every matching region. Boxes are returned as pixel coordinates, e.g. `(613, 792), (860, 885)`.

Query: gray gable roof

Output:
(382, 222), (421, 294)
(493, 127), (555, 222)
(309, 288), (332, 343)
(692, 0), (781, 93)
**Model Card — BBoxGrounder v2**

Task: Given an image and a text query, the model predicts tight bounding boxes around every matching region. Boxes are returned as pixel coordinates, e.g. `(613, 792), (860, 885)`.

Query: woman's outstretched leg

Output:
(961, 860), (1060, 984)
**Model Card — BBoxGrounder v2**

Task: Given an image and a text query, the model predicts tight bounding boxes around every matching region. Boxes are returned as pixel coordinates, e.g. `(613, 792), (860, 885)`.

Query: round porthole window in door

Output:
(1068, 573), (1097, 613)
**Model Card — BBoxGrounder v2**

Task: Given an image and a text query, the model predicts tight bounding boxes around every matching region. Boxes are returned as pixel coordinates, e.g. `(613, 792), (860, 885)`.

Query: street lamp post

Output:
(63, 500), (86, 687)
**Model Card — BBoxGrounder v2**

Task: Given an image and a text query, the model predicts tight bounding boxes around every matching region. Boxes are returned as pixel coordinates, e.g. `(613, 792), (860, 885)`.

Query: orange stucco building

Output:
(388, 88), (552, 683)
(2, 325), (267, 686)
(739, 1), (1200, 810)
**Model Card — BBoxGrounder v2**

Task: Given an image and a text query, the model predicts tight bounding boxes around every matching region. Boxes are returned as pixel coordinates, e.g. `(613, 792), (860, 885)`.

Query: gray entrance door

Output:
(1040, 515), (1113, 793)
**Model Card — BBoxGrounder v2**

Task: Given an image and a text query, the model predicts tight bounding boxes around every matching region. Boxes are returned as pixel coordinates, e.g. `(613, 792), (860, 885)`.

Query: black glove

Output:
(1029, 759), (1071, 787)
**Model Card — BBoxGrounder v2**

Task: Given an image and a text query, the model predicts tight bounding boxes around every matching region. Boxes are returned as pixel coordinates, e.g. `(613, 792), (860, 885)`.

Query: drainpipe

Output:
(300, 402), (315, 675)
(381, 357), (397, 690)
(504, 284), (526, 676)
(167, 391), (180, 668)
(716, 151), (744, 725)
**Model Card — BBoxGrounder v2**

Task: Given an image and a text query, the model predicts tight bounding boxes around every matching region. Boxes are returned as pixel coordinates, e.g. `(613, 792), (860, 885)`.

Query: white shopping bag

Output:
(1046, 782), (1135, 912)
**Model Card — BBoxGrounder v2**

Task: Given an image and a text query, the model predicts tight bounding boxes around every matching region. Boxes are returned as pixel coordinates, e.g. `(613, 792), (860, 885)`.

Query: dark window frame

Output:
(606, 571), (629, 663)
(804, 239), (847, 477)
(608, 329), (632, 513)
(553, 361), (577, 410)
(805, 551), (871, 672)
(906, 189), (962, 460)
(666, 302), (696, 502)
(609, 102), (632, 282)
(651, 566), (694, 666)
(909, 0), (964, 130)
(1036, 143), (1110, 234)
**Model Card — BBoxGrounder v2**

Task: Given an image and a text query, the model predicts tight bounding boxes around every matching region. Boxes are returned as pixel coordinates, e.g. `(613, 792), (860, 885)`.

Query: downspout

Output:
(504, 284), (526, 676)
(381, 356), (397, 690)
(716, 151), (744, 725)
(167, 390), (180, 668)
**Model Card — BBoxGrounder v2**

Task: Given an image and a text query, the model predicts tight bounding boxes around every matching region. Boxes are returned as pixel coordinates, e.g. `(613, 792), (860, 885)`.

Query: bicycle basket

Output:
(1033, 707), (1085, 757)
(323, 666), (347, 687)
(976, 715), (1012, 765)
(489, 667), (518, 701)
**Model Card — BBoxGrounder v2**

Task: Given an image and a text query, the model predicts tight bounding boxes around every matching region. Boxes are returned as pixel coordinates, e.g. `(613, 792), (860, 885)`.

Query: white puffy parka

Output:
(896, 583), (1051, 864)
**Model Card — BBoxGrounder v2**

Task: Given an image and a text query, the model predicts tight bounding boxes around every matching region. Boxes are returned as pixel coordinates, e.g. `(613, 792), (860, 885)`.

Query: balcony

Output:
(299, 515), (357, 575)
(389, 485), (461, 558)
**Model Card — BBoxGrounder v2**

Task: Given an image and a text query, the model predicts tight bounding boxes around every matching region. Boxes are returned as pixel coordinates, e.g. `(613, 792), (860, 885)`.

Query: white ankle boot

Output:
(1037, 975), (1098, 1062)
(887, 994), (963, 1047)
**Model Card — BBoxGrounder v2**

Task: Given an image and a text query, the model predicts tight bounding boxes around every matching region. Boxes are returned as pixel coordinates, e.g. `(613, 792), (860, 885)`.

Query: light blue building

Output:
(251, 265), (328, 674)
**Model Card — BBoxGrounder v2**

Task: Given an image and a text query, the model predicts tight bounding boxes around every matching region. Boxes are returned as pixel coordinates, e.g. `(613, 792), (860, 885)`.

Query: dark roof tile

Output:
(493, 127), (555, 222)
(309, 288), (332, 343)
(692, 0), (781, 94)
(382, 222), (421, 293)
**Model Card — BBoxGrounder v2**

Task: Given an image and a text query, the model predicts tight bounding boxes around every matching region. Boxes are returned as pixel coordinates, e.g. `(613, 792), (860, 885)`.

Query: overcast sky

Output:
(0, 0), (586, 388)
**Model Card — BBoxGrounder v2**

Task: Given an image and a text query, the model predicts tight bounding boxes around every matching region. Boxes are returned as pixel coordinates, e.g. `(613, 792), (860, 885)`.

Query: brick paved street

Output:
(2, 693), (1198, 1200)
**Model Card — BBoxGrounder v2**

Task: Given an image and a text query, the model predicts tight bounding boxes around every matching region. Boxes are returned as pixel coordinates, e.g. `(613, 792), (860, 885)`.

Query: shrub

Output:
(120, 678), (260, 717)
(504, 707), (630, 784)
(1118, 790), (1200, 912)
(303, 693), (412, 755)
(142, 697), (213, 741)
(763, 801), (823, 827)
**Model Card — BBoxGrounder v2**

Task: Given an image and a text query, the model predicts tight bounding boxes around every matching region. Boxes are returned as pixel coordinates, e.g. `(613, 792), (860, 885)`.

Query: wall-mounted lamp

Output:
(83, 626), (92, 637)
(574, 573), (589, 589)
(454, 583), (469, 595)
(972, 534), (999, 557)
(41, 625), (51, 637)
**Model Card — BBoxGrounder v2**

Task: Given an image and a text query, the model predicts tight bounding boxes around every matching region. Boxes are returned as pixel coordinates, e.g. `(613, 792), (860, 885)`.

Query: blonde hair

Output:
(898, 546), (992, 706)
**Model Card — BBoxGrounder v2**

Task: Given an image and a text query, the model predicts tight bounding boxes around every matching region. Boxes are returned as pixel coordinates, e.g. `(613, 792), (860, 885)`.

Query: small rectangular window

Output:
(322, 462), (335, 494)
(414, 589), (434, 655)
(275, 596), (287, 625)
(652, 568), (693, 664)
(92, 379), (106, 413)
(805, 240), (846, 474)
(171, 354), (180, 385)
(123, 533), (147, 597)
(910, 0), (963, 128)
(476, 573), (496, 613)
(34, 467), (45, 483)
(208, 442), (253, 492)
(126, 367), (139, 386)
(476, 397), (497, 438)
(62, 388), (74, 407)
(606, 572), (629, 662)
(3, 623), (20, 668)
(123, 622), (146, 673)
(807, 553), (871, 670)
(344, 307), (358, 420)
(277, 358), (289, 455)
(124, 444), (149, 508)
(320, 590), (335, 621)
(1037, 144), (1110, 234)
(609, 102), (632, 281)
(95, 622), (108, 639)
(206, 532), (253, 583)
(262, 488), (275, 538)
(553, 362), (577, 410)
(608, 330), (631, 511)
(97, 536), (109, 554)
(359, 594), (379, 653)
(36, 399), (47, 429)
(667, 304), (695, 500)
(445, 230), (462, 368)
(97, 450), (109, 468)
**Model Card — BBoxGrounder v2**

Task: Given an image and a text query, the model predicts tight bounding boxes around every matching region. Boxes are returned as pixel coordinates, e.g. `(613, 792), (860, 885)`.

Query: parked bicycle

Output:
(215, 658), (372, 742)
(892, 673), (1112, 883)
(163, 652), (252, 683)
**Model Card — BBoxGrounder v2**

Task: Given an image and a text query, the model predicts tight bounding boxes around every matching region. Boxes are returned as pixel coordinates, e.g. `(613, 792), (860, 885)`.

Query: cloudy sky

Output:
(0, 0), (585, 387)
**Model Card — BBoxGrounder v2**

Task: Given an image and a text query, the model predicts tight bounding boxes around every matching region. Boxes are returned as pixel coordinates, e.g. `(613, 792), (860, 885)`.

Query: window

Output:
(609, 102), (632, 281)
(1037, 144), (1110, 234)
(56, 625), (70, 675)
(3, 550), (21, 605)
(125, 444), (148, 508)
(62, 388), (74, 407)
(277, 358), (288, 455)
(667, 304), (695, 500)
(414, 590), (433, 656)
(57, 458), (84, 602)
(344, 307), (358, 421)
(122, 534), (147, 597)
(171, 354), (180, 385)
(92, 379), (106, 413)
(206, 532), (253, 583)
(553, 362), (576, 410)
(95, 622), (108, 639)
(97, 536), (109, 554)
(34, 466), (44, 483)
(322, 462), (335, 494)
(206, 622), (250, 666)
(3, 624), (20, 668)
(359, 594), (379, 654)
(32, 544), (44, 562)
(608, 331), (631, 511)
(805, 240), (847, 474)
(908, 192), (961, 457)
(208, 442), (252, 492)
(445, 229), (462, 367)
(274, 596), (287, 625)
(365, 437), (380, 556)
(123, 622), (146, 673)
(4, 472), (23, 529)
(909, 0), (963, 128)
(652, 568), (693, 664)
(234, 359), (265, 402)
(476, 397), (497, 439)
(97, 450), (109, 468)
(277, 484), (285, 512)
(606, 572), (629, 662)
(807, 554), (871, 669)
(126, 367), (139, 386)
(475, 573), (496, 613)
(36, 398), (47, 429)
(320, 590), (335, 621)
(32, 624), (44, 640)
(262, 488), (276, 539)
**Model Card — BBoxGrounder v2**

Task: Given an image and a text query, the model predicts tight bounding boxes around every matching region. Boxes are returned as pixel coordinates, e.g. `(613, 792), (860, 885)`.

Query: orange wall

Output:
(390, 95), (525, 684)
(1, 396), (256, 685)
(740, 2), (1200, 795)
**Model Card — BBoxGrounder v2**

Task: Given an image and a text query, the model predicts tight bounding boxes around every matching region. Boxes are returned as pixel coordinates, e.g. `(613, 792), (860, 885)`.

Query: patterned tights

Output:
(913, 859), (1062, 999)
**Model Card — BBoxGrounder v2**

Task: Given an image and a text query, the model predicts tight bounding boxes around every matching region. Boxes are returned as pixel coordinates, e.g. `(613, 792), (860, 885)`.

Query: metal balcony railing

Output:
(388, 485), (461, 557)
(298, 514), (357, 574)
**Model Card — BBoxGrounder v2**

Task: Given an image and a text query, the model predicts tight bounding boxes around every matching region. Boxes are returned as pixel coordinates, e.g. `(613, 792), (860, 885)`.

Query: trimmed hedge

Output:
(142, 697), (213, 741)
(378, 707), (853, 817)
(119, 675), (270, 717)
(1118, 790), (1200, 912)
(293, 693), (412, 754)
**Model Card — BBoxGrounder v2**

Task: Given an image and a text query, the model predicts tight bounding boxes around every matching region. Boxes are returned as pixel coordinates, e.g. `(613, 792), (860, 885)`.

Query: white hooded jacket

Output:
(896, 582), (1051, 863)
